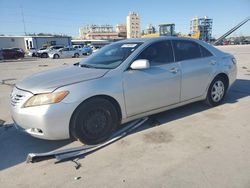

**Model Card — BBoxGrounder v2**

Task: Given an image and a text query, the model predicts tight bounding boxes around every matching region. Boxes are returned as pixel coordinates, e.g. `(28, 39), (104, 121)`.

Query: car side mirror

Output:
(130, 59), (150, 70)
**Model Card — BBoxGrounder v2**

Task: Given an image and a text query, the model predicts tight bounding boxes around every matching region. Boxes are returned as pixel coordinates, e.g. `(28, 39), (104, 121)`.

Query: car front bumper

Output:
(10, 87), (76, 140)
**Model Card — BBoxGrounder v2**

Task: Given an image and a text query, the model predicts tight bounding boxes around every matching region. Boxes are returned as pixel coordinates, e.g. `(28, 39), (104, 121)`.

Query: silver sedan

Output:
(10, 37), (237, 144)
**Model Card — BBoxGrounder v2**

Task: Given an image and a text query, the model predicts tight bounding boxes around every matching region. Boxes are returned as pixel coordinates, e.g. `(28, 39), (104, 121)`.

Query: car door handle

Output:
(169, 67), (179, 74)
(210, 60), (217, 65)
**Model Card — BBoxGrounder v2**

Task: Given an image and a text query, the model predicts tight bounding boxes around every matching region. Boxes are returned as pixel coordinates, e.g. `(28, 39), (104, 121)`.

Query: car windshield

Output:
(79, 42), (142, 69)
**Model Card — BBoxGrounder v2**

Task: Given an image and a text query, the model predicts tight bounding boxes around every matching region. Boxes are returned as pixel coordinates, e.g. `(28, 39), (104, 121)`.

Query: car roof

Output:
(117, 36), (203, 44)
(117, 36), (222, 56)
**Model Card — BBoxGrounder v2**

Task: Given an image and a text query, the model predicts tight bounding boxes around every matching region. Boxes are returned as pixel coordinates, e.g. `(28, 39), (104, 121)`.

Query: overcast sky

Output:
(0, 0), (249, 38)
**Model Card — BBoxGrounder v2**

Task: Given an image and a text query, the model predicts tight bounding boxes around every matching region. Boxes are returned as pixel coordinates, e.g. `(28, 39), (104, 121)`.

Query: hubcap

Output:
(211, 80), (225, 102)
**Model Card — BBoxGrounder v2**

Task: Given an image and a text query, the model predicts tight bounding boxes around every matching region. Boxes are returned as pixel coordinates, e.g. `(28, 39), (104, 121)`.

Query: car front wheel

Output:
(206, 76), (227, 106)
(70, 98), (119, 145)
(74, 53), (79, 58)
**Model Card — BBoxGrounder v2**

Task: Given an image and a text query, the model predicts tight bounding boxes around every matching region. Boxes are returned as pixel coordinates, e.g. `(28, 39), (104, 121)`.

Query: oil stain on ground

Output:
(143, 131), (173, 144)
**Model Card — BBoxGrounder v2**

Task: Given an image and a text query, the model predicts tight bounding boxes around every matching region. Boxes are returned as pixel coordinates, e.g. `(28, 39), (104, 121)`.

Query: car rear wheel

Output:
(53, 54), (59, 59)
(205, 76), (227, 106)
(70, 98), (119, 145)
(74, 53), (79, 58)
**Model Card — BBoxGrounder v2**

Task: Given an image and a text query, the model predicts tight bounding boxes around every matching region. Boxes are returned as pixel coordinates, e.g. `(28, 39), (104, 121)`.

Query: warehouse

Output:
(0, 36), (71, 51)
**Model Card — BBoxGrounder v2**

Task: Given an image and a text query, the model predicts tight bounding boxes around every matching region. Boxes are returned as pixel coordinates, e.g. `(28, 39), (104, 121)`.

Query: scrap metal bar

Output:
(26, 117), (148, 163)
(55, 117), (148, 162)
(214, 17), (250, 45)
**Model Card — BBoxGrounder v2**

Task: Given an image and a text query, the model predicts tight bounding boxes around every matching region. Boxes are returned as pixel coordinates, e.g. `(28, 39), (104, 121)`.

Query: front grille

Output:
(10, 87), (32, 107)
(11, 93), (25, 107)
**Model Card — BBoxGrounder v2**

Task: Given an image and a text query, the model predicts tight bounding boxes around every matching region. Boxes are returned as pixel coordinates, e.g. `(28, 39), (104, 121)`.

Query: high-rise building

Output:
(126, 12), (141, 38)
(190, 16), (213, 42)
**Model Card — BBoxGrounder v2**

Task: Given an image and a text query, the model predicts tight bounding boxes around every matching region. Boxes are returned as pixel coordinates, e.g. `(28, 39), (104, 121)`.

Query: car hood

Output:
(16, 65), (109, 93)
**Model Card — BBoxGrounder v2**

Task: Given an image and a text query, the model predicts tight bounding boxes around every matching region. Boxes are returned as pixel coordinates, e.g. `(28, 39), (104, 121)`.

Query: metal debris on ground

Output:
(26, 117), (148, 163)
(1, 78), (16, 86)
(38, 64), (48, 67)
(72, 159), (82, 170)
(74, 177), (81, 180)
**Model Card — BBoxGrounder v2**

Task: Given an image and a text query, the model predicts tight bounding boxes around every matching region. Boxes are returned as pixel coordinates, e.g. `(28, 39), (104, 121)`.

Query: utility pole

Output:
(20, 5), (27, 35)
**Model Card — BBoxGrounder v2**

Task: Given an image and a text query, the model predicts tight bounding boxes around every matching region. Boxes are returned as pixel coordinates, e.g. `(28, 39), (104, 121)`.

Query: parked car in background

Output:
(0, 49), (3, 60)
(82, 46), (92, 55)
(91, 46), (101, 53)
(73, 45), (82, 50)
(27, 48), (39, 57)
(48, 47), (80, 59)
(11, 48), (25, 53)
(37, 45), (64, 58)
(0, 48), (25, 59)
(73, 45), (93, 55)
(10, 37), (237, 144)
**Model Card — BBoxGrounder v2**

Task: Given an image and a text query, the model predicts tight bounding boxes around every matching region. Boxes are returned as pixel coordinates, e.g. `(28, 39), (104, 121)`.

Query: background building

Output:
(116, 24), (127, 38)
(190, 16), (213, 42)
(0, 36), (71, 50)
(79, 24), (120, 40)
(126, 12), (141, 38)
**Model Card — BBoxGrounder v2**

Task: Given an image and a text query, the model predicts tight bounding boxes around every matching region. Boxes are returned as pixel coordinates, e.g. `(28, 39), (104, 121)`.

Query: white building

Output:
(126, 12), (141, 38)
(190, 16), (213, 42)
(79, 25), (116, 40)
(0, 36), (71, 51)
(116, 24), (127, 38)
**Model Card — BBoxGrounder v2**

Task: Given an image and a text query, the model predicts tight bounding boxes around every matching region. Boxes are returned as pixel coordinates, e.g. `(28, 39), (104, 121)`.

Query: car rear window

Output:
(173, 40), (202, 61)
(199, 45), (213, 57)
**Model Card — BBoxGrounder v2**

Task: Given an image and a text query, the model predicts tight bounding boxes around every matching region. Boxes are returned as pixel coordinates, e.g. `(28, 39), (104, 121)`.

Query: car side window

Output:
(173, 40), (202, 61)
(199, 45), (213, 57)
(136, 41), (174, 66)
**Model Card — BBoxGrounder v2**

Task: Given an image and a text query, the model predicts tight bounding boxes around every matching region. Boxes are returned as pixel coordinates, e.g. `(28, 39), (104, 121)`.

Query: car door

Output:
(69, 48), (76, 57)
(172, 40), (215, 101)
(61, 48), (69, 58)
(123, 40), (181, 117)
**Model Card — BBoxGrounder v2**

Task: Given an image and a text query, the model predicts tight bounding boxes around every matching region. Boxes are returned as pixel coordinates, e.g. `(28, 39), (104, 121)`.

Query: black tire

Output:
(205, 76), (227, 106)
(53, 54), (59, 59)
(74, 53), (79, 58)
(70, 98), (119, 145)
(13, 55), (19, 59)
(41, 53), (48, 58)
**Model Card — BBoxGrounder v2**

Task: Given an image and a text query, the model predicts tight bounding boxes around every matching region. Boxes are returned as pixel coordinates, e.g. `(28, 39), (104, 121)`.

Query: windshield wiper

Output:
(80, 64), (96, 68)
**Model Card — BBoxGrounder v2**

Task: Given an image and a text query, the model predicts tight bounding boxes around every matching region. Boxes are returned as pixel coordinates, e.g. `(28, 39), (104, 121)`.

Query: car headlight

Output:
(23, 91), (69, 108)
